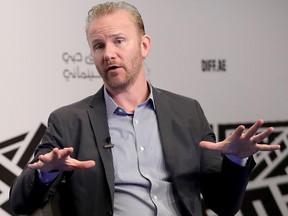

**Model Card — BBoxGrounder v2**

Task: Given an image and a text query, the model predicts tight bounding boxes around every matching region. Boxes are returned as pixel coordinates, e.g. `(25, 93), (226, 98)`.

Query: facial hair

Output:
(96, 47), (143, 91)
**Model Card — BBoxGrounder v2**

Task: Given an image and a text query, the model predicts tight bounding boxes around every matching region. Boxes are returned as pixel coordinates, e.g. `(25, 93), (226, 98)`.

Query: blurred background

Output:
(0, 1), (287, 215)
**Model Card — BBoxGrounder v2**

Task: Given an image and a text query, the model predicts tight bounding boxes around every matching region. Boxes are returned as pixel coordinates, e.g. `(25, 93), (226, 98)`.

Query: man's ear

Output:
(141, 35), (151, 59)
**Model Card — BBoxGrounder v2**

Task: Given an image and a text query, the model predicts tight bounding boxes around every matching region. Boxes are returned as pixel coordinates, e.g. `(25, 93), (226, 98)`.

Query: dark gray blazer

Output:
(10, 86), (255, 216)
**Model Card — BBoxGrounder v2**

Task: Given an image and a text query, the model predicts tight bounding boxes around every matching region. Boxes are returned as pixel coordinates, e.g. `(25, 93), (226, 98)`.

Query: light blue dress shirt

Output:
(104, 87), (181, 216)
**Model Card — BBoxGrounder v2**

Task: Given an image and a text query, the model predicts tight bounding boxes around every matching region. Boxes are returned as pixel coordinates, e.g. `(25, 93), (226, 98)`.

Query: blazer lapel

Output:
(87, 87), (114, 204)
(152, 87), (176, 177)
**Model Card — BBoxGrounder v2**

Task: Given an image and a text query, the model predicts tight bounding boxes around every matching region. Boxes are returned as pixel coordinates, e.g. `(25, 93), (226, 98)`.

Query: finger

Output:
(255, 143), (281, 151)
(37, 149), (57, 163)
(231, 125), (246, 138)
(37, 147), (72, 165)
(28, 161), (44, 170)
(40, 147), (73, 162)
(37, 148), (59, 163)
(59, 147), (74, 158)
(51, 148), (60, 159)
(244, 119), (264, 138)
(253, 127), (274, 143)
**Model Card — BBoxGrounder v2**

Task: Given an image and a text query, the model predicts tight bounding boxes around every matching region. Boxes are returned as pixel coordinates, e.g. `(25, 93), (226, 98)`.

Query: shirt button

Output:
(134, 119), (139, 124)
(140, 146), (145, 152)
(153, 195), (158, 200)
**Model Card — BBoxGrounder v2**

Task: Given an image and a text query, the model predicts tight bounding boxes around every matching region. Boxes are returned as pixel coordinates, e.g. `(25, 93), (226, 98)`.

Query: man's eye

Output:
(96, 45), (102, 49)
(115, 39), (124, 44)
(94, 44), (104, 50)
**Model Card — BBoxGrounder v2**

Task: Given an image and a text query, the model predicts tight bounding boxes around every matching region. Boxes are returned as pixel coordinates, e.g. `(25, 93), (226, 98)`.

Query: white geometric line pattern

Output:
(1, 122), (287, 216)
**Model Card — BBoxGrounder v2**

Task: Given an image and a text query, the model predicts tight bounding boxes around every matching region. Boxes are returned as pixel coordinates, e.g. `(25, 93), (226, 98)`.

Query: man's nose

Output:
(103, 44), (116, 61)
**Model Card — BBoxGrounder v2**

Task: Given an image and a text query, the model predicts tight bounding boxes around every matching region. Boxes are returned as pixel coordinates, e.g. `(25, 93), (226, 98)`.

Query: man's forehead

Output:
(88, 11), (136, 37)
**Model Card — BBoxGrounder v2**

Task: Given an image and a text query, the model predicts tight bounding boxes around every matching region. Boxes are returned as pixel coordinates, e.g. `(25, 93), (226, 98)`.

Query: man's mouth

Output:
(107, 65), (121, 72)
(109, 65), (119, 70)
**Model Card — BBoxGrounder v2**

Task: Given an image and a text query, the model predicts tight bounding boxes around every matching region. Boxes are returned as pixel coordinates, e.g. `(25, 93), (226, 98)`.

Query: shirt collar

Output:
(104, 83), (155, 119)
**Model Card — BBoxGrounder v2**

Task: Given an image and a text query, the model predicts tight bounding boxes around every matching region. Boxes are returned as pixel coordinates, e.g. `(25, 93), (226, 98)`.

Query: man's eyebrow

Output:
(92, 33), (124, 41)
(110, 33), (125, 38)
(91, 37), (103, 44)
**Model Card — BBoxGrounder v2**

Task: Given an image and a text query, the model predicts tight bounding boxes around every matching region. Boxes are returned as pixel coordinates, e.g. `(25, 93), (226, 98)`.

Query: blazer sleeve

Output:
(190, 99), (255, 215)
(9, 111), (67, 215)
(200, 145), (255, 216)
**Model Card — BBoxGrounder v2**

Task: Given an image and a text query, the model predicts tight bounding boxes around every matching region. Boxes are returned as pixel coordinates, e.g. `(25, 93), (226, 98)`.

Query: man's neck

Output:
(105, 80), (150, 112)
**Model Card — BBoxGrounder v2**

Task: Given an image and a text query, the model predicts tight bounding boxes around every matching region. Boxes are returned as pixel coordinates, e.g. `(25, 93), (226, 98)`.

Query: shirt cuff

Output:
(37, 169), (60, 184)
(225, 154), (249, 167)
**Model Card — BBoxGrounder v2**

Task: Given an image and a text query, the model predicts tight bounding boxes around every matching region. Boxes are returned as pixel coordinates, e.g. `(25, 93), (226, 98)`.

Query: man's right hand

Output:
(28, 147), (96, 173)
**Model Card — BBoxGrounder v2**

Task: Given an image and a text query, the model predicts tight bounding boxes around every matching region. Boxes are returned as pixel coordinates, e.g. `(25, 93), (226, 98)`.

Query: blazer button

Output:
(106, 210), (113, 215)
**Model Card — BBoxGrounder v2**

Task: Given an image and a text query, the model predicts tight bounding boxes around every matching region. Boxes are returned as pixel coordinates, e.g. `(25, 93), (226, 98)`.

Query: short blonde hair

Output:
(86, 1), (145, 36)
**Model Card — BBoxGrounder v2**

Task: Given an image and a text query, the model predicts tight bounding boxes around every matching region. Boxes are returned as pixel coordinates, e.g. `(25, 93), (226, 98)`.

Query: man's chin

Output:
(106, 80), (130, 91)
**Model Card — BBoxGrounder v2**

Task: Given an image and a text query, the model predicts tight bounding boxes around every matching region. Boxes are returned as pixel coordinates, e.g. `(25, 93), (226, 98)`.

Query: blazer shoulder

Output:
(51, 87), (105, 116)
(153, 87), (200, 107)
(53, 95), (95, 114)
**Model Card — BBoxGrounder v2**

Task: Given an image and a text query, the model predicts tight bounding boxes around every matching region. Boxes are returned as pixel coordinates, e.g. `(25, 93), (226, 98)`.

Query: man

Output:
(9, 2), (280, 216)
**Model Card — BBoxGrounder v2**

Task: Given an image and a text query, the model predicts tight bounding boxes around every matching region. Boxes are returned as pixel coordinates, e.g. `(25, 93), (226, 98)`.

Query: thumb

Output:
(199, 141), (219, 151)
(69, 159), (96, 169)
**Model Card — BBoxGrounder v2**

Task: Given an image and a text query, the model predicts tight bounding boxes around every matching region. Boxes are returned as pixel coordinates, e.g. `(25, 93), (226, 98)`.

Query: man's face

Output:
(87, 10), (149, 91)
